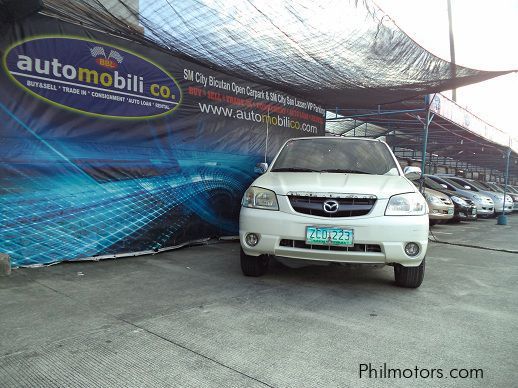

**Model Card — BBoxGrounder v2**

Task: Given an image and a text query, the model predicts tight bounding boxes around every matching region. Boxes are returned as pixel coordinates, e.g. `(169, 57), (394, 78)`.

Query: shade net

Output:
(41, 0), (512, 109)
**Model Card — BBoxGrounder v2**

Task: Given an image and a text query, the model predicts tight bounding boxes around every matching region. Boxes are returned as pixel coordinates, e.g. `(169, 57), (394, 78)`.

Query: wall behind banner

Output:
(0, 15), (325, 267)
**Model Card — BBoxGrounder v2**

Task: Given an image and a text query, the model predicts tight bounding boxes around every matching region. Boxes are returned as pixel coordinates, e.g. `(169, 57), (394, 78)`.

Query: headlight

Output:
(242, 186), (279, 210)
(451, 196), (467, 206)
(424, 194), (442, 205)
(385, 193), (427, 216)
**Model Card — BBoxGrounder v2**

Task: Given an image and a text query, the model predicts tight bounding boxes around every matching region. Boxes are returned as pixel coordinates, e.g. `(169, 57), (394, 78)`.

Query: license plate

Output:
(306, 226), (354, 246)
(447, 208), (454, 215)
(471, 208), (477, 215)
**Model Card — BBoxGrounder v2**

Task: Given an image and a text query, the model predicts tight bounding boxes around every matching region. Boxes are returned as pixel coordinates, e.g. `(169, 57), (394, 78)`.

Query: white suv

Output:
(239, 137), (429, 288)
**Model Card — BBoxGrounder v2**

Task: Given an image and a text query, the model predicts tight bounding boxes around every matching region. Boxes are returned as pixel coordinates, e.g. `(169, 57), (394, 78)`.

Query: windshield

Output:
(475, 181), (494, 191)
(464, 179), (490, 191)
(271, 138), (398, 175)
(439, 177), (468, 190)
(486, 183), (503, 192)
(424, 177), (448, 191)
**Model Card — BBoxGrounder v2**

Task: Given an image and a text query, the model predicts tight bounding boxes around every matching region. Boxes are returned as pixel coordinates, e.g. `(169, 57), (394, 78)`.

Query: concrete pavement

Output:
(0, 216), (517, 387)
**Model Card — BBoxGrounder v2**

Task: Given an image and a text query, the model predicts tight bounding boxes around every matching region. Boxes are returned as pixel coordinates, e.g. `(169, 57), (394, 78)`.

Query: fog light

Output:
(404, 242), (420, 257)
(245, 233), (260, 247)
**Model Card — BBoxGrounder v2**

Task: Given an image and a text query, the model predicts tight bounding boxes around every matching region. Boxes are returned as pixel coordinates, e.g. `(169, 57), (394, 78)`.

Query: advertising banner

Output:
(0, 15), (325, 267)
(430, 94), (515, 153)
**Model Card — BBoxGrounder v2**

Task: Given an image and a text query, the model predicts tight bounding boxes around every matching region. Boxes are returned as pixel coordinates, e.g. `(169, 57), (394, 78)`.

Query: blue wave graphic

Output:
(0, 101), (258, 267)
(1, 165), (251, 267)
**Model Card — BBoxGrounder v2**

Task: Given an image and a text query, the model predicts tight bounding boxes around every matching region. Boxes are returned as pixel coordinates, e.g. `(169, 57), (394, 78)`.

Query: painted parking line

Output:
(430, 231), (453, 235)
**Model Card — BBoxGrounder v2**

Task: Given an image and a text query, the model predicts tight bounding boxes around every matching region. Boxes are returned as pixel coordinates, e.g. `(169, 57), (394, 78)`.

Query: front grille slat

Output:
(280, 239), (382, 253)
(288, 195), (376, 217)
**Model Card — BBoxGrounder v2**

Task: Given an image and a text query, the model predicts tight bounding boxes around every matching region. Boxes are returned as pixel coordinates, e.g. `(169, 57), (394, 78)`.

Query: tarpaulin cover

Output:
(41, 0), (512, 108)
(0, 14), (325, 267)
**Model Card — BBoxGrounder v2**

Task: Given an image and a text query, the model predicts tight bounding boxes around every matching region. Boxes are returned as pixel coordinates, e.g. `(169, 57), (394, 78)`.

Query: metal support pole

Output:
(420, 95), (433, 193)
(447, 0), (457, 101)
(497, 147), (512, 225)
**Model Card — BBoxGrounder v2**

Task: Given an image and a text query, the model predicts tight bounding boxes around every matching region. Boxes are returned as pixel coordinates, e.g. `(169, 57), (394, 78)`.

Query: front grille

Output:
(280, 239), (382, 252)
(440, 198), (452, 205)
(288, 196), (376, 217)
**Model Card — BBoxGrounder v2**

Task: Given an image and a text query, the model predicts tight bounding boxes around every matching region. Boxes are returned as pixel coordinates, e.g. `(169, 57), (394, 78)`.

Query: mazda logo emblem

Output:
(323, 200), (339, 213)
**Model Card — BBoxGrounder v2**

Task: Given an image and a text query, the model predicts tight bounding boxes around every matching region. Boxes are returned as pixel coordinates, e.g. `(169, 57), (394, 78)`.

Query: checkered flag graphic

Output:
(107, 50), (124, 63)
(90, 46), (107, 58)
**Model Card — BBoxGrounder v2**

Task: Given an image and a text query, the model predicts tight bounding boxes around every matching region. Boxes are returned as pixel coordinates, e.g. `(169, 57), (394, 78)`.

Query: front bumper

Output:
(475, 202), (494, 217)
(495, 203), (514, 213)
(456, 204), (477, 220)
(428, 202), (454, 220)
(240, 197), (428, 267)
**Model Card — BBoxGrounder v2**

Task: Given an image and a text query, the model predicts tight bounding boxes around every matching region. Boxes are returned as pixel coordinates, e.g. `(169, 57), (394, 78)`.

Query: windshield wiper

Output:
(319, 169), (370, 174)
(271, 167), (319, 172)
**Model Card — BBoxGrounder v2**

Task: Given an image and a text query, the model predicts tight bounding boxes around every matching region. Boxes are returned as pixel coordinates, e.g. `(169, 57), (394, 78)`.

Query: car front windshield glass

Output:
(465, 180), (489, 191)
(271, 138), (398, 175)
(441, 177), (468, 190)
(475, 181), (493, 190)
(487, 183), (503, 192)
(424, 177), (447, 191)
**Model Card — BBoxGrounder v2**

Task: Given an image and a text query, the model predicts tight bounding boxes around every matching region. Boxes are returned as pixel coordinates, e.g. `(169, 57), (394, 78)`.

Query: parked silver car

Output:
(426, 175), (495, 218)
(445, 177), (513, 214)
(484, 182), (518, 212)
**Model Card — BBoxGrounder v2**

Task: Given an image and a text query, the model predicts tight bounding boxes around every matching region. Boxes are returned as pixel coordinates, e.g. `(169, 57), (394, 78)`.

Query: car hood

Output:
(434, 188), (471, 201)
(480, 190), (504, 200)
(253, 172), (416, 199)
(453, 189), (492, 202)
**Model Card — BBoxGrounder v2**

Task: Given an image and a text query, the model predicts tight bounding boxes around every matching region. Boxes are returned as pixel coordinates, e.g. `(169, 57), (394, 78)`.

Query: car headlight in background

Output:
(242, 186), (279, 210)
(424, 194), (442, 205)
(385, 193), (427, 216)
(495, 195), (506, 205)
(451, 196), (467, 206)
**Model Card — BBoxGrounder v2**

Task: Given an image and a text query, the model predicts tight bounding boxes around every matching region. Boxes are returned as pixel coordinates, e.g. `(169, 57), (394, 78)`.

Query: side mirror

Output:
(464, 185), (471, 190)
(440, 184), (448, 189)
(403, 166), (422, 181)
(254, 162), (268, 174)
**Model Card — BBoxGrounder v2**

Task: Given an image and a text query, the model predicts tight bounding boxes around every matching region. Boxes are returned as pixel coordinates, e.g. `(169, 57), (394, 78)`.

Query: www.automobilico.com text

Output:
(183, 67), (325, 134)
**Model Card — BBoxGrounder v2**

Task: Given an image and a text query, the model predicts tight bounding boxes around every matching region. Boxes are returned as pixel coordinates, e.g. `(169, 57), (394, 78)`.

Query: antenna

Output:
(264, 108), (270, 163)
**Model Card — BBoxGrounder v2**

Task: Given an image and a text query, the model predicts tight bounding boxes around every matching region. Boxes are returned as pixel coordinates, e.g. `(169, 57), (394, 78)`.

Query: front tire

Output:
(240, 248), (269, 277)
(394, 258), (425, 288)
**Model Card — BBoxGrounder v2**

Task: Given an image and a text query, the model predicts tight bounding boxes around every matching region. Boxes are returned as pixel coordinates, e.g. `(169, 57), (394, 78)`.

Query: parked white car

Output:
(239, 137), (429, 288)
